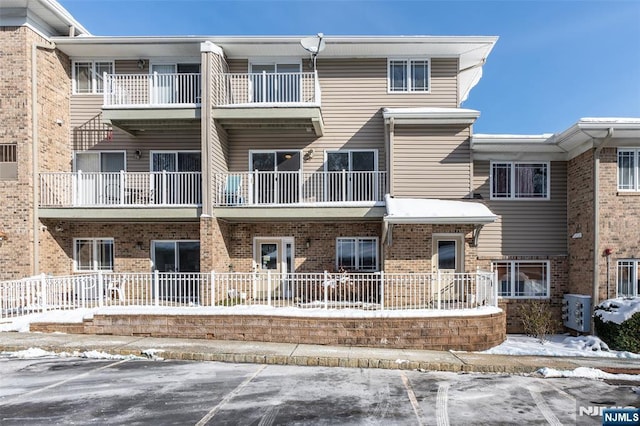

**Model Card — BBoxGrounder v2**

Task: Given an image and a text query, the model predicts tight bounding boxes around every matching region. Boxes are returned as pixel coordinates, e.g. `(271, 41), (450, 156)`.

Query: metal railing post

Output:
(40, 273), (48, 312)
(341, 169), (347, 201)
(323, 270), (328, 309)
(154, 270), (160, 306)
(379, 271), (385, 310)
(437, 271), (441, 310)
(210, 271), (216, 307)
(120, 170), (125, 205)
(493, 269), (499, 307)
(98, 271), (104, 307)
(267, 271), (272, 307)
(261, 70), (267, 102)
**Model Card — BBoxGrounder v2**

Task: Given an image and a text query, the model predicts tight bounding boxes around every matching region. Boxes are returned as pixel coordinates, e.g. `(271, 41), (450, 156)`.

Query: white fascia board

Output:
(40, 0), (91, 36)
(384, 216), (497, 225)
(383, 107), (480, 125)
(200, 41), (224, 56)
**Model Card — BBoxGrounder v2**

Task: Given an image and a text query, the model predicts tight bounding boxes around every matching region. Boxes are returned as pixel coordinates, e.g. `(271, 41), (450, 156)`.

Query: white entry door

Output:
(432, 234), (464, 304)
(254, 238), (294, 300)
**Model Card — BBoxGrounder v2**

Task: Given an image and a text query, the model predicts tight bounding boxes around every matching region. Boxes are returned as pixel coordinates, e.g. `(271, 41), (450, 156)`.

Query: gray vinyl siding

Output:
(392, 125), (472, 198)
(222, 58), (458, 173)
(474, 161), (568, 256)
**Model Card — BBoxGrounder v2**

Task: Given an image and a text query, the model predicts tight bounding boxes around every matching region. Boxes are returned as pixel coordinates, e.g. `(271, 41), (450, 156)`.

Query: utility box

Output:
(562, 294), (591, 333)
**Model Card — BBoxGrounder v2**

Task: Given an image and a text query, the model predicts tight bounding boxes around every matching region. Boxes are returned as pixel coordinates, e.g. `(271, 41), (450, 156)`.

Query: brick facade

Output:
(0, 26), (70, 280)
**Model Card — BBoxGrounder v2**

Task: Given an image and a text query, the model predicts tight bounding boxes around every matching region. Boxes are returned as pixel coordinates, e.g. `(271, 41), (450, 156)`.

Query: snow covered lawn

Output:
(480, 334), (640, 359)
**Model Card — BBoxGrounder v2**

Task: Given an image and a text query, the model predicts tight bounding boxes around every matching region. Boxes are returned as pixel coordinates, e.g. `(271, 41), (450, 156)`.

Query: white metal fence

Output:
(1, 271), (497, 319)
(213, 170), (387, 206)
(40, 171), (202, 207)
(103, 73), (201, 107)
(213, 72), (319, 106)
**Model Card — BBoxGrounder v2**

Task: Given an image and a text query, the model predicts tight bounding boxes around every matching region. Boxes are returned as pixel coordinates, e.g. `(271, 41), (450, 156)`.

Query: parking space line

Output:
(529, 388), (563, 426)
(436, 382), (450, 426)
(195, 364), (267, 426)
(0, 359), (130, 404)
(400, 371), (426, 426)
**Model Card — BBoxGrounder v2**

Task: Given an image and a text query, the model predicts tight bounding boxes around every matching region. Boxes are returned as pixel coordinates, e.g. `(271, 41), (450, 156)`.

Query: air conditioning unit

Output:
(562, 294), (591, 333)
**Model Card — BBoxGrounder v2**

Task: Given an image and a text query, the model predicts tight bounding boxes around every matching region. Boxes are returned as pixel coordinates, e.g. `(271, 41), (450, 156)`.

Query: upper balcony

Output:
(211, 71), (324, 136)
(102, 71), (324, 135)
(102, 72), (202, 134)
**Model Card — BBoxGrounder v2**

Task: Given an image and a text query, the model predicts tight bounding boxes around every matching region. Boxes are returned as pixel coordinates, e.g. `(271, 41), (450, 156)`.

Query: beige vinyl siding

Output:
(474, 161), (568, 256)
(70, 97), (200, 173)
(209, 54), (228, 173)
(392, 125), (471, 198)
(221, 57), (459, 174)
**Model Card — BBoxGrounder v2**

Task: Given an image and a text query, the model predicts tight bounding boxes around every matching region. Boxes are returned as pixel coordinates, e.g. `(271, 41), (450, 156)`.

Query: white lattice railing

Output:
(103, 72), (201, 107)
(213, 71), (319, 106)
(39, 171), (202, 207)
(213, 170), (387, 206)
(1, 271), (497, 319)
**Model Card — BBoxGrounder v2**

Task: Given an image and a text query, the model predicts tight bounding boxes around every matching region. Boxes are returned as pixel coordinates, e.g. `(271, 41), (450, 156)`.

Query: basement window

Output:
(0, 144), (17, 180)
(617, 260), (639, 297)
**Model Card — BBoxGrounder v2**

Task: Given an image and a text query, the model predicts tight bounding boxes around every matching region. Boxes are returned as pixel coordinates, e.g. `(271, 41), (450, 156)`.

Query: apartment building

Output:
(1, 0), (638, 334)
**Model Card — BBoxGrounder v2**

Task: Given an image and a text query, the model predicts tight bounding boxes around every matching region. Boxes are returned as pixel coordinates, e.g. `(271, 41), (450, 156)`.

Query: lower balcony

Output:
(39, 171), (202, 221)
(212, 170), (387, 221)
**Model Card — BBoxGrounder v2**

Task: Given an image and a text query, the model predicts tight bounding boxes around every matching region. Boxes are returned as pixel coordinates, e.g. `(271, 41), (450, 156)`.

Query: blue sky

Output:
(59, 0), (640, 134)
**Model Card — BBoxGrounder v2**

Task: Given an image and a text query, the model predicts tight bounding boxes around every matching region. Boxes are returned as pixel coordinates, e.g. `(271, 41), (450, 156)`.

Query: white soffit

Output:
(2, 0), (90, 36)
(384, 195), (497, 225)
(383, 107), (480, 125)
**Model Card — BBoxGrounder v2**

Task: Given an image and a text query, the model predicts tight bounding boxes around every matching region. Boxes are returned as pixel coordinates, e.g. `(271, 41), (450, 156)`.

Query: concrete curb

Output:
(1, 333), (639, 376)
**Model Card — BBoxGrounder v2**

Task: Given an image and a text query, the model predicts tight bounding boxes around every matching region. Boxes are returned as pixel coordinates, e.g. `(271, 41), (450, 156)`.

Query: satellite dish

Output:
(300, 33), (325, 54)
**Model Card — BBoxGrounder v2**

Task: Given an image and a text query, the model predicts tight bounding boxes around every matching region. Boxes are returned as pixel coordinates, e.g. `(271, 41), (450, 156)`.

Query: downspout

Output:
(592, 127), (614, 328)
(32, 41), (57, 275)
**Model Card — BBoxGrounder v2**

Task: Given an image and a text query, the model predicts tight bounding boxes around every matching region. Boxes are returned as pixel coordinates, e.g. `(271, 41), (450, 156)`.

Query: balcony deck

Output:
(101, 71), (323, 135)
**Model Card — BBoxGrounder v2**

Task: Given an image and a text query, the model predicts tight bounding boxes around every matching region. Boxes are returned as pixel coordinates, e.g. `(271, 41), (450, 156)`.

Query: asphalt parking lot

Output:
(0, 355), (638, 425)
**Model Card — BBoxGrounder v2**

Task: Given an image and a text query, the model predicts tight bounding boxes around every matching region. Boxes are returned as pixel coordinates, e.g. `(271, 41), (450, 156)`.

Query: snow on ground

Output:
(594, 297), (640, 325)
(538, 367), (640, 382)
(480, 334), (640, 359)
(1, 347), (146, 361)
(0, 309), (95, 332)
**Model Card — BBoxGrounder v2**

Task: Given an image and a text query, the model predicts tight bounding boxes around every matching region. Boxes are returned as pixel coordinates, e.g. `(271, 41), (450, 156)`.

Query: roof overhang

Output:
(383, 195), (497, 225)
(212, 106), (324, 136)
(472, 118), (640, 161)
(1, 0), (90, 37)
(383, 107), (480, 126)
(50, 35), (497, 104)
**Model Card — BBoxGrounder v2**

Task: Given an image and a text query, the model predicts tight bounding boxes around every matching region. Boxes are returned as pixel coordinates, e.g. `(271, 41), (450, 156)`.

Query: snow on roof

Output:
(579, 117), (640, 124)
(384, 195), (497, 224)
(595, 297), (640, 325)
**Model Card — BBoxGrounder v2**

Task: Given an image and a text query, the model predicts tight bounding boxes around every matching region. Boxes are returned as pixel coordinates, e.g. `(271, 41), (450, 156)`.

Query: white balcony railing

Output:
(0, 271), (497, 319)
(40, 171), (202, 207)
(103, 73), (201, 107)
(213, 170), (387, 206)
(213, 71), (320, 106)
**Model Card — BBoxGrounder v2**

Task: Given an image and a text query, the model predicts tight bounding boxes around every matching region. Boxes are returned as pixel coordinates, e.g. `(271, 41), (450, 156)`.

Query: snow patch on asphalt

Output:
(1, 347), (148, 361)
(538, 367), (640, 382)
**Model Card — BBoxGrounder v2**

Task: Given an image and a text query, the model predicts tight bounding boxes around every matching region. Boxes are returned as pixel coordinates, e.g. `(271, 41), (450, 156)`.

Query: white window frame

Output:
(617, 148), (640, 191)
(336, 237), (379, 272)
(73, 151), (127, 172)
(492, 260), (550, 299)
(248, 149), (303, 171)
(73, 238), (114, 272)
(323, 149), (378, 172)
(490, 161), (550, 200)
(72, 60), (114, 94)
(387, 58), (431, 93)
(617, 260), (639, 297)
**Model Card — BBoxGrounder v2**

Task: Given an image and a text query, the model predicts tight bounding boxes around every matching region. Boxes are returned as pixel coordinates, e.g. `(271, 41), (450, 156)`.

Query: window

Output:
(388, 59), (429, 92)
(336, 237), (378, 271)
(618, 149), (639, 191)
(73, 61), (113, 94)
(74, 238), (114, 272)
(493, 261), (549, 298)
(491, 162), (549, 199)
(0, 144), (17, 180)
(617, 260), (640, 297)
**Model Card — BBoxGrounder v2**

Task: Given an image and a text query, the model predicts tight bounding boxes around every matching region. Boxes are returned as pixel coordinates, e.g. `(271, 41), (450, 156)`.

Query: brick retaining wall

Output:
(31, 311), (506, 351)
